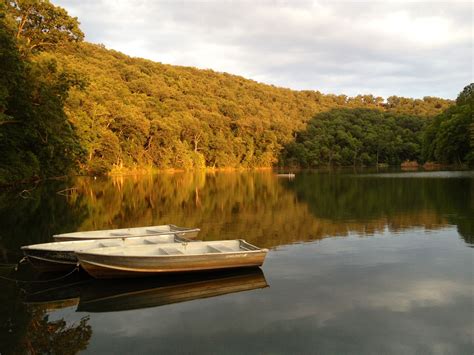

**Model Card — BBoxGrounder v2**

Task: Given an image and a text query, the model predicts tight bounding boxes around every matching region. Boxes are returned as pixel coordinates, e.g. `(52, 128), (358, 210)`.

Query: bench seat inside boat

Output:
(207, 244), (234, 253)
(98, 241), (123, 248)
(159, 247), (184, 255)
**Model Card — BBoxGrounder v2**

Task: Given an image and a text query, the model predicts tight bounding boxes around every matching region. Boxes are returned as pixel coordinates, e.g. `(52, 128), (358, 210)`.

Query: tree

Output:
(0, 0), (85, 184)
(423, 83), (473, 165)
(7, 0), (83, 54)
(281, 108), (427, 168)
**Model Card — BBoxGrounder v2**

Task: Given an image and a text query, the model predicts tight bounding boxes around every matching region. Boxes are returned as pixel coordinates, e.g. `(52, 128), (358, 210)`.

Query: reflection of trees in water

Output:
(0, 172), (471, 254)
(0, 181), (88, 263)
(0, 280), (91, 355)
(0, 172), (470, 352)
(72, 171), (324, 247)
(22, 308), (91, 355)
(284, 173), (474, 245)
(66, 171), (473, 247)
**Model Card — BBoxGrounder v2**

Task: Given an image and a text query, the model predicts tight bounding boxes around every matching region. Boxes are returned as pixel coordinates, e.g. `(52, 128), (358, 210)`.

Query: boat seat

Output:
(98, 241), (121, 248)
(159, 247), (184, 255)
(207, 244), (234, 253)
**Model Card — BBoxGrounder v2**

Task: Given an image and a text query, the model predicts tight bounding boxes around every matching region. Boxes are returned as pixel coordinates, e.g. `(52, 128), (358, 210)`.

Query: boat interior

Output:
(23, 234), (185, 251)
(79, 240), (263, 257)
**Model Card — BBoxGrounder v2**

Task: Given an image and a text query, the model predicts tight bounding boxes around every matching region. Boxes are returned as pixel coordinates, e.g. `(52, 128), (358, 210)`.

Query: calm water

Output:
(0, 170), (473, 354)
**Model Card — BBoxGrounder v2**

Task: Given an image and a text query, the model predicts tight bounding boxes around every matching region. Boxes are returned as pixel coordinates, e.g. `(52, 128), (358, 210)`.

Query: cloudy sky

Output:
(54, 0), (472, 99)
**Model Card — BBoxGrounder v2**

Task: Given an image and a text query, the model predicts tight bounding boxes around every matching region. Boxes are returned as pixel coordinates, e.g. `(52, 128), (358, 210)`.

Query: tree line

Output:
(0, 1), (471, 184)
(280, 85), (473, 169)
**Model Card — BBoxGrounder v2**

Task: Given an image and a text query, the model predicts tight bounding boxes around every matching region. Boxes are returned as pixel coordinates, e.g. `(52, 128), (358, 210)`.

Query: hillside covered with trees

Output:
(0, 0), (471, 185)
(422, 84), (474, 165)
(280, 86), (473, 169)
(280, 109), (427, 167)
(57, 42), (455, 174)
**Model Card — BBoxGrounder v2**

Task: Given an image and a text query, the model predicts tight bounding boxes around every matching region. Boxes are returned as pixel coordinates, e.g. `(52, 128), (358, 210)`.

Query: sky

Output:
(54, 0), (473, 99)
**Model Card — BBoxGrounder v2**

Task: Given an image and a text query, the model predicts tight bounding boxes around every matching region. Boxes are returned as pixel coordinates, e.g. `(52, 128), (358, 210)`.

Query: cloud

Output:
(54, 0), (473, 99)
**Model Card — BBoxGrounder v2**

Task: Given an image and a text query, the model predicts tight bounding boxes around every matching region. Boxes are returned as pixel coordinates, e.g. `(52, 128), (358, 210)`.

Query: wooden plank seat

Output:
(98, 241), (122, 248)
(159, 247), (184, 255)
(207, 244), (235, 253)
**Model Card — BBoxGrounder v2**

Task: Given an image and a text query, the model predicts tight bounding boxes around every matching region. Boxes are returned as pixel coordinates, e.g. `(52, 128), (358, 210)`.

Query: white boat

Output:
(22, 234), (190, 272)
(53, 224), (200, 242)
(76, 239), (268, 279)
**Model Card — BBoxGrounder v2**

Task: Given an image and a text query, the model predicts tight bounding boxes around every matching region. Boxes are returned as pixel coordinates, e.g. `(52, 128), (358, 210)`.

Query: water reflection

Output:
(72, 231), (471, 355)
(0, 170), (473, 354)
(57, 170), (474, 247)
(1, 171), (472, 258)
(3, 267), (267, 353)
(0, 272), (91, 354)
(23, 268), (267, 313)
(283, 171), (474, 244)
(0, 182), (87, 263)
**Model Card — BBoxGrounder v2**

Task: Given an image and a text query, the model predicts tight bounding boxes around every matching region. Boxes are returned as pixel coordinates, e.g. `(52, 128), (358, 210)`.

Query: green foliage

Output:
(8, 0), (83, 54)
(54, 42), (452, 173)
(281, 109), (426, 167)
(0, 0), (461, 180)
(0, 0), (85, 184)
(422, 83), (473, 166)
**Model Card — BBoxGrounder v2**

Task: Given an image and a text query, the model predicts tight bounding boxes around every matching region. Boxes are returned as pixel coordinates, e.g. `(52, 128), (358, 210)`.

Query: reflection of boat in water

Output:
(23, 268), (268, 313)
(78, 267), (268, 312)
(53, 224), (200, 242)
(21, 234), (190, 273)
(77, 240), (268, 279)
(23, 276), (88, 311)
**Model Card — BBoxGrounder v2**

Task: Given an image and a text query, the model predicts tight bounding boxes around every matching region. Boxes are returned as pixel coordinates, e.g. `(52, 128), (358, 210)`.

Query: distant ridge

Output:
(55, 42), (453, 173)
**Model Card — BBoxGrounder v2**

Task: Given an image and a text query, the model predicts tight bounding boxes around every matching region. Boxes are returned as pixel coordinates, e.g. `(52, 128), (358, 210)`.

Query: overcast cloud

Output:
(54, 0), (472, 99)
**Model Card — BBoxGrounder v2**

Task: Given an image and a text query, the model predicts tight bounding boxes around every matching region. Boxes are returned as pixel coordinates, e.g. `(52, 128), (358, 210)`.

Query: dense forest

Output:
(280, 109), (427, 167)
(0, 0), (85, 184)
(422, 84), (474, 165)
(0, 1), (472, 184)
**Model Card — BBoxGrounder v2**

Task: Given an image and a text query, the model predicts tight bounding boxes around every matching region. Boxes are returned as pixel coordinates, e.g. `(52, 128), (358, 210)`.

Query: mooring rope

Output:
(0, 264), (17, 268)
(0, 263), (80, 284)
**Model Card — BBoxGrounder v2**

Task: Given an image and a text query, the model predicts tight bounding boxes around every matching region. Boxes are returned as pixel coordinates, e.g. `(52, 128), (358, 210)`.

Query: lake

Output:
(1, 170), (473, 354)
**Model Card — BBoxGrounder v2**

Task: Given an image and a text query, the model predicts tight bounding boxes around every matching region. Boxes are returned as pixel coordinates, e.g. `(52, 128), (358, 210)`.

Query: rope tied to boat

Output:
(0, 257), (27, 269)
(0, 263), (80, 284)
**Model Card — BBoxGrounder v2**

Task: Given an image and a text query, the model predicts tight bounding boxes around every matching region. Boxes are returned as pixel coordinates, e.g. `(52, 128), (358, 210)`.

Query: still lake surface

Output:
(0, 170), (473, 354)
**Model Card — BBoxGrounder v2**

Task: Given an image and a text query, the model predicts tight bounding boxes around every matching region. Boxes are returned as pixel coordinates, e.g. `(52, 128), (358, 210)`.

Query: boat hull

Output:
(77, 251), (267, 279)
(23, 235), (190, 273)
(24, 250), (78, 272)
